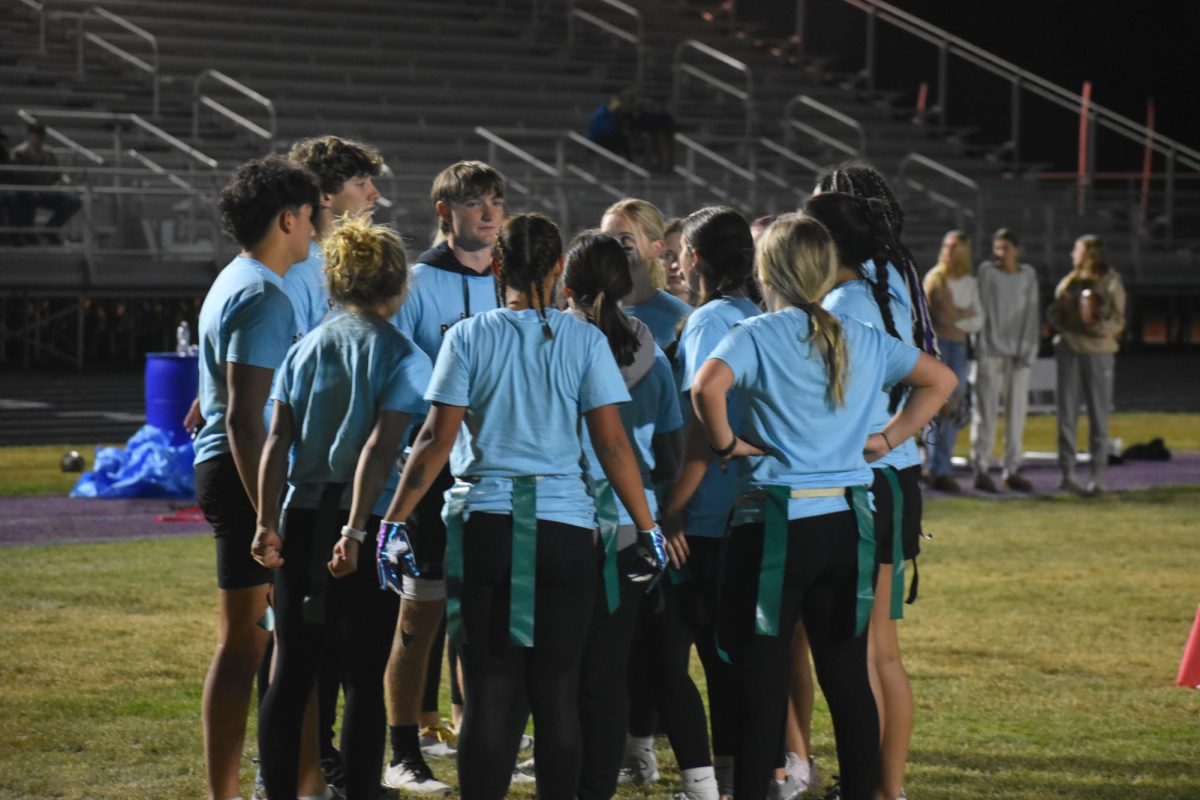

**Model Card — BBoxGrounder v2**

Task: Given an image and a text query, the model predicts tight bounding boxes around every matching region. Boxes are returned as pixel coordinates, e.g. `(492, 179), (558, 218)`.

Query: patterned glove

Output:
(628, 526), (668, 588)
(377, 520), (421, 594)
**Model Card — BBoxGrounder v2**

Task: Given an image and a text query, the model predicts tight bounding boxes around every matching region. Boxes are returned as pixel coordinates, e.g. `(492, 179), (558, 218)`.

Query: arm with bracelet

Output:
(863, 351), (959, 463)
(329, 408), (411, 579)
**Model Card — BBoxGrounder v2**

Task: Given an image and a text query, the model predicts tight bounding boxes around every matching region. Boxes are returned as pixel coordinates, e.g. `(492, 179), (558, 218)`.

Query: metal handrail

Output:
(192, 69), (277, 145)
(474, 126), (568, 228)
(562, 131), (651, 178)
(757, 137), (826, 182)
(672, 40), (755, 143)
(125, 149), (202, 194)
(18, 108), (219, 169)
(18, 0), (46, 54)
(782, 94), (865, 158)
(897, 152), (982, 243)
(559, 131), (651, 202)
(16, 109), (105, 165)
(77, 6), (159, 117)
(673, 133), (756, 212)
(567, 0), (645, 89)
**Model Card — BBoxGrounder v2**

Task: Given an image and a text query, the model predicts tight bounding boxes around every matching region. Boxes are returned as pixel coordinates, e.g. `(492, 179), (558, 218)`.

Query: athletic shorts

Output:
(870, 464), (923, 565)
(195, 453), (272, 590)
(401, 462), (454, 601)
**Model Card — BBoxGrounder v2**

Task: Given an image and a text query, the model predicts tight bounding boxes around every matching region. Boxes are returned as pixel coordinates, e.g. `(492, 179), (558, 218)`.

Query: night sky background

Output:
(797, 0), (1198, 172)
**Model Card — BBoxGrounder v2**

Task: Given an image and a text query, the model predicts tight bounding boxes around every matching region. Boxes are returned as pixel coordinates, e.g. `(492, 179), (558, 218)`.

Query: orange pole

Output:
(1140, 97), (1155, 228)
(1077, 81), (1092, 216)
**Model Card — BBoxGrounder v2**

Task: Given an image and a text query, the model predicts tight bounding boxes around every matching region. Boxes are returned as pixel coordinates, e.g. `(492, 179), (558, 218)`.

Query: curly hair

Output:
(218, 155), (320, 249)
(288, 135), (382, 196)
(322, 216), (408, 309)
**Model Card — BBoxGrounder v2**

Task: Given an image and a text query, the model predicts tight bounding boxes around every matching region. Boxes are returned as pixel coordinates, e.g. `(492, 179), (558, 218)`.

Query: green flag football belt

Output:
(443, 476), (541, 648)
(733, 484), (876, 639)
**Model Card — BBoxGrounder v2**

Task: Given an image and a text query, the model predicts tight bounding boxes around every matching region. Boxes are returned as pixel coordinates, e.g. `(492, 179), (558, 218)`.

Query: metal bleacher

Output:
(2, 0), (1197, 367)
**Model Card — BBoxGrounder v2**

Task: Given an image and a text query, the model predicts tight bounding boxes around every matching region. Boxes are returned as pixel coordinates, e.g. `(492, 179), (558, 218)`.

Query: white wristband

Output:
(340, 525), (367, 543)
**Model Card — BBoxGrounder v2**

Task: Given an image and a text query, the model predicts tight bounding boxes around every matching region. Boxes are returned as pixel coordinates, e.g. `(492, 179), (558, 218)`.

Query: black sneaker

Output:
(320, 748), (347, 798)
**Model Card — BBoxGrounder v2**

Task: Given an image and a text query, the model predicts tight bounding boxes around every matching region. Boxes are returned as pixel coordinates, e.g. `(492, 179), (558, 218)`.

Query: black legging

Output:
(578, 544), (649, 800)
(720, 513), (880, 800)
(259, 503), (399, 800)
(628, 535), (736, 769)
(456, 513), (598, 800)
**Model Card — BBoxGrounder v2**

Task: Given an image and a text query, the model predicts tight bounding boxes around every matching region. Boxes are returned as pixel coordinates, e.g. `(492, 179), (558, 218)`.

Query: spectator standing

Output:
(970, 228), (1040, 493)
(1048, 235), (1125, 495)
(922, 230), (982, 493)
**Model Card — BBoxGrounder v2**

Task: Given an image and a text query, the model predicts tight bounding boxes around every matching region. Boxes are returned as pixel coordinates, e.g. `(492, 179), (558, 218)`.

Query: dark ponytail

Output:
(496, 213), (563, 340)
(564, 231), (641, 366)
(682, 206), (758, 307)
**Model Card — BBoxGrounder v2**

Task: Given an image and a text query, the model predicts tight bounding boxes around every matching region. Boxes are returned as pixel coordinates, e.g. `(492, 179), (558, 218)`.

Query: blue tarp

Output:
(70, 425), (195, 499)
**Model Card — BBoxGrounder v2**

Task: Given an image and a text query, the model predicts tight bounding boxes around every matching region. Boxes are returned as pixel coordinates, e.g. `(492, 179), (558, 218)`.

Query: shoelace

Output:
(400, 756), (436, 782)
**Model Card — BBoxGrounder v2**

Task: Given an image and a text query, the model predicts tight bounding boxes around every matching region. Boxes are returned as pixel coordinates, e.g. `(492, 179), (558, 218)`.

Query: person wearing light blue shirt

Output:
(670, 214), (954, 800)
(254, 219), (429, 800)
(560, 231), (686, 800)
(600, 198), (693, 349)
(283, 135), (386, 337)
(380, 214), (662, 800)
(192, 156), (319, 800)
(652, 207), (763, 799)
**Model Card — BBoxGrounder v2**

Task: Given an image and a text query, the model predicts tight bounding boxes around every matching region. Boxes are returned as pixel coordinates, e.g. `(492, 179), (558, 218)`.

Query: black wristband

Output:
(710, 435), (737, 458)
(880, 431), (894, 452)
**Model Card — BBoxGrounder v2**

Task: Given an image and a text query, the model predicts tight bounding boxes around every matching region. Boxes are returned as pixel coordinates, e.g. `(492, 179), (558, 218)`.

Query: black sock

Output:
(389, 724), (420, 765)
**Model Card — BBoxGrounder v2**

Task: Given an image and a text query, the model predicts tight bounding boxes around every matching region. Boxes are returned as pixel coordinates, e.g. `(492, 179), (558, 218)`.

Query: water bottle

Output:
(176, 321), (191, 356)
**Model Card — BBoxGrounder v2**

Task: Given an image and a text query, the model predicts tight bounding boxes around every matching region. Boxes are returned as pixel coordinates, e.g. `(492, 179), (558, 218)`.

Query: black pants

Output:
(456, 513), (597, 800)
(259, 505), (399, 800)
(578, 545), (648, 800)
(721, 513), (880, 800)
(628, 536), (735, 768)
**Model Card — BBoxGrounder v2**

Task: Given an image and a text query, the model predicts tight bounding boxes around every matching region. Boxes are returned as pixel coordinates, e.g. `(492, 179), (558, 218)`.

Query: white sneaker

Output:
(783, 752), (821, 794)
(617, 749), (660, 784)
(511, 766), (537, 785)
(418, 721), (457, 758)
(518, 733), (534, 751)
(768, 773), (801, 800)
(382, 757), (452, 795)
(676, 766), (720, 800)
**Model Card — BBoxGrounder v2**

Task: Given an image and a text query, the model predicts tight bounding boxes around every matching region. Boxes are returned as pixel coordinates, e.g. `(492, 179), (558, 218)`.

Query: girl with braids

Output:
(601, 198), (693, 348)
(254, 217), (432, 800)
(561, 231), (686, 800)
(1048, 234), (1125, 494)
(669, 214), (954, 800)
(649, 206), (760, 800)
(382, 213), (666, 800)
(805, 192), (933, 800)
(816, 164), (938, 359)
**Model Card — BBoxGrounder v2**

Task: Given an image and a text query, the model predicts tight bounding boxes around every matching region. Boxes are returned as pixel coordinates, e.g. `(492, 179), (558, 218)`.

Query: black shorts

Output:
(870, 464), (923, 565)
(406, 462), (455, 581)
(195, 453), (272, 590)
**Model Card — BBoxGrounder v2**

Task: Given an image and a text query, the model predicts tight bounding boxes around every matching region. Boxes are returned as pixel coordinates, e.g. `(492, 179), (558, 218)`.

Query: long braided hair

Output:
(803, 191), (911, 412)
(495, 213), (562, 340)
(816, 165), (939, 360)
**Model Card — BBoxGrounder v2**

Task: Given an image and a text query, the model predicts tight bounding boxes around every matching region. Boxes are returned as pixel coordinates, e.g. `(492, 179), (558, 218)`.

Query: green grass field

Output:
(0, 416), (1198, 799)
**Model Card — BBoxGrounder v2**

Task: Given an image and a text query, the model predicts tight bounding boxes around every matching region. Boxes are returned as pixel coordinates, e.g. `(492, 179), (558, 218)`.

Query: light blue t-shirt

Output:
(823, 268), (921, 470)
(270, 311), (432, 511)
(625, 290), (692, 349)
(426, 308), (631, 529)
(711, 308), (921, 522)
(676, 295), (761, 537)
(282, 241), (334, 335)
(194, 256), (299, 465)
(390, 244), (500, 363)
(581, 349), (683, 526)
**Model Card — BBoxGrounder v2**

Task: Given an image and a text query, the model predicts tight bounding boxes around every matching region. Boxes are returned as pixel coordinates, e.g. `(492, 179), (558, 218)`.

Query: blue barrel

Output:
(145, 352), (200, 445)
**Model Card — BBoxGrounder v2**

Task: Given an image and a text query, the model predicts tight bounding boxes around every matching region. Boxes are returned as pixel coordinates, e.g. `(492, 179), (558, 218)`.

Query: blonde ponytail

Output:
(756, 214), (849, 408)
(323, 215), (408, 308)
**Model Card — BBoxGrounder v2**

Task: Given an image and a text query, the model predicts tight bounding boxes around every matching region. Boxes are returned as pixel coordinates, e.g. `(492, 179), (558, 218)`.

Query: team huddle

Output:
(193, 136), (959, 800)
